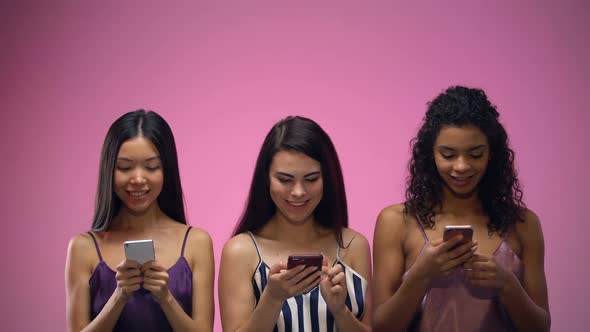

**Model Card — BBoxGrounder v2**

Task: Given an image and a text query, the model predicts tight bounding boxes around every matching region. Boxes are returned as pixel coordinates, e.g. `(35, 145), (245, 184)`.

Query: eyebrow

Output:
(117, 156), (161, 162)
(438, 145), (486, 152)
(275, 171), (321, 178)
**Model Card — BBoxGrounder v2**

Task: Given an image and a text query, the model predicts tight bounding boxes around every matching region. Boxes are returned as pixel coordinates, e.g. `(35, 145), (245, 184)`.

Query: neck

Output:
(266, 213), (324, 243)
(112, 204), (163, 232)
(439, 186), (484, 216)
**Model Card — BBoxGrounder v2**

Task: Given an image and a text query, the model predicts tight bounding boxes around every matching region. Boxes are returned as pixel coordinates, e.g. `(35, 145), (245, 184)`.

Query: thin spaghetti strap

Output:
(180, 227), (192, 257)
(87, 232), (103, 261)
(246, 231), (263, 262)
(414, 216), (429, 241)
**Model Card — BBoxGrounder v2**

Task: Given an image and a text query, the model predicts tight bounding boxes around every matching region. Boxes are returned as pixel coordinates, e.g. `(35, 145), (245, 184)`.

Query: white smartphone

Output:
(124, 239), (155, 264)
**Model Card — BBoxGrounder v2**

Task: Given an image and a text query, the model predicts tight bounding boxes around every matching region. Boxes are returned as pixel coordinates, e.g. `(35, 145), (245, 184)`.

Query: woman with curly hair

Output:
(372, 86), (550, 331)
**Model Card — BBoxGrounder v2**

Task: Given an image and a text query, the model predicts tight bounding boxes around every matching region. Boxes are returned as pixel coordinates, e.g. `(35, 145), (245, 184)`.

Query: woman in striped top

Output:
(219, 116), (372, 332)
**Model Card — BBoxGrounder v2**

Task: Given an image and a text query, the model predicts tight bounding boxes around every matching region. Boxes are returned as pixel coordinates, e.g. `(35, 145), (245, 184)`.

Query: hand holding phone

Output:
(287, 254), (323, 270)
(443, 225), (473, 248)
(124, 239), (155, 264)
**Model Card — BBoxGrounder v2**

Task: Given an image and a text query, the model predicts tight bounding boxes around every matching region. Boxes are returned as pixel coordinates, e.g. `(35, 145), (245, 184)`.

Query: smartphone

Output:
(287, 254), (323, 270)
(124, 239), (155, 264)
(443, 225), (474, 244)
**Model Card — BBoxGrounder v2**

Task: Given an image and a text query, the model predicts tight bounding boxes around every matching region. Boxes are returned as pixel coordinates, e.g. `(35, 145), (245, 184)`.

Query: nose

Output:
(453, 156), (471, 173)
(129, 168), (147, 185)
(291, 181), (307, 198)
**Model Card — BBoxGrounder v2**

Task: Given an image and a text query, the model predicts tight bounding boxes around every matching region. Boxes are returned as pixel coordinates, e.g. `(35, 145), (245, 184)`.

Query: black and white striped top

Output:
(247, 232), (368, 332)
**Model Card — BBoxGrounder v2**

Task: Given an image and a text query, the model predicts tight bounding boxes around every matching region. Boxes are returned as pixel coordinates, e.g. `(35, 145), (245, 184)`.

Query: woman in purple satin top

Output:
(372, 86), (551, 331)
(65, 110), (214, 332)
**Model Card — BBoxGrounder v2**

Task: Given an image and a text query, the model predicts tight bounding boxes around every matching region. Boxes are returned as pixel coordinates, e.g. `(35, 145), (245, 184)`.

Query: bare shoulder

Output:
(68, 233), (96, 257)
(514, 208), (545, 248)
(186, 226), (213, 247)
(220, 233), (260, 281)
(374, 203), (408, 239)
(342, 228), (370, 253)
(221, 233), (259, 264)
(66, 233), (98, 272)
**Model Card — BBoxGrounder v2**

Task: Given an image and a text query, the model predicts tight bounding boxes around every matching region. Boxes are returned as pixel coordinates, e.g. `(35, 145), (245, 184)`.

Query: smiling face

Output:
(113, 136), (163, 215)
(434, 125), (490, 198)
(269, 150), (323, 225)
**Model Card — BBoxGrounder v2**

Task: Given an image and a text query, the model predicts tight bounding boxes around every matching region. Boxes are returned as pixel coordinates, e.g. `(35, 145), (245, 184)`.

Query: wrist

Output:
(261, 289), (286, 309)
(500, 274), (520, 298)
(331, 305), (351, 320)
(113, 287), (131, 303)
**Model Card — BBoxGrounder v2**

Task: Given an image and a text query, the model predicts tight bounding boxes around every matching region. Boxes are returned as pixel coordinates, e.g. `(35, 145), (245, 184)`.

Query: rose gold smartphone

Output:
(443, 225), (473, 244)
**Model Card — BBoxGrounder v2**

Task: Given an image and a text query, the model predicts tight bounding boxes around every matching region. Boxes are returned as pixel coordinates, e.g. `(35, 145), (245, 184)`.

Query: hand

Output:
(141, 260), (171, 303)
(320, 263), (348, 315)
(463, 254), (516, 293)
(265, 262), (322, 302)
(411, 235), (477, 281)
(115, 259), (142, 300)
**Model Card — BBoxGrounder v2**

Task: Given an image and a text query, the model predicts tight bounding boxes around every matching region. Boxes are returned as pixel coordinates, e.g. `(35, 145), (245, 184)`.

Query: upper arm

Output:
(187, 228), (215, 330)
(218, 234), (258, 332)
(372, 205), (407, 308)
(517, 210), (550, 314)
(342, 229), (373, 325)
(65, 234), (94, 332)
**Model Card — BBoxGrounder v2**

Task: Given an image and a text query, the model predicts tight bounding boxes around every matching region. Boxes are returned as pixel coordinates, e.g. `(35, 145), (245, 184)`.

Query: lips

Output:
(449, 175), (473, 187)
(127, 190), (149, 200)
(286, 200), (309, 208)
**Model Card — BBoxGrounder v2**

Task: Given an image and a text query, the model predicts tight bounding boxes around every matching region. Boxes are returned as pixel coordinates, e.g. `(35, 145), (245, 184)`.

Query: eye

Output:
(470, 154), (484, 159)
(441, 153), (455, 159)
(305, 177), (320, 183)
(278, 178), (292, 184)
(116, 166), (131, 171)
(145, 165), (161, 171)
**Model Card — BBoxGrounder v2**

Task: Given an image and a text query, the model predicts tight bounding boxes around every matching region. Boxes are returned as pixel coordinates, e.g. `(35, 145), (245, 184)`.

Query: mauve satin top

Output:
(405, 222), (523, 332)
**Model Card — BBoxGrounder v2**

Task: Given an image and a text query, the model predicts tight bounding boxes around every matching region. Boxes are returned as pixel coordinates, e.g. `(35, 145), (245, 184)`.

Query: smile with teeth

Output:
(127, 190), (149, 200)
(287, 200), (309, 207)
(449, 175), (473, 186)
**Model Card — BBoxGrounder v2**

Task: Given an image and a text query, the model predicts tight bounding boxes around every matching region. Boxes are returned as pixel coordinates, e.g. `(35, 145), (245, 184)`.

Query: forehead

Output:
(270, 150), (321, 172)
(434, 125), (488, 149)
(117, 136), (159, 158)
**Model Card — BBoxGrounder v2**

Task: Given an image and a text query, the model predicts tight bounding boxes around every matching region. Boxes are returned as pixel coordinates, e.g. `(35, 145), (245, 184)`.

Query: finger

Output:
(441, 246), (475, 272)
(144, 260), (165, 272)
(269, 262), (289, 276)
(290, 266), (320, 284)
(296, 270), (322, 289)
(117, 268), (141, 280)
(327, 264), (343, 278)
(116, 259), (141, 271)
(431, 237), (445, 247)
(322, 254), (329, 267)
(331, 272), (346, 285)
(142, 278), (167, 287)
(119, 276), (142, 287)
(446, 240), (476, 260)
(438, 234), (464, 251)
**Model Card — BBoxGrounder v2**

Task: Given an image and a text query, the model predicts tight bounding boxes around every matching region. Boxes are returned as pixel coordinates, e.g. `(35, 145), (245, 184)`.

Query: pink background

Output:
(1, 1), (587, 331)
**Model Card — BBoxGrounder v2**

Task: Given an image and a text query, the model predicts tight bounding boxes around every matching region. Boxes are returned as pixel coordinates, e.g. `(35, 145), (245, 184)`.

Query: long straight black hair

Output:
(232, 116), (348, 245)
(91, 110), (186, 231)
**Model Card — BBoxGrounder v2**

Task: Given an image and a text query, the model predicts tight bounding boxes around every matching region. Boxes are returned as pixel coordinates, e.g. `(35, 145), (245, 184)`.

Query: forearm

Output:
(159, 293), (211, 332)
(80, 290), (127, 332)
(233, 290), (284, 332)
(373, 271), (430, 332)
(332, 307), (370, 332)
(500, 278), (550, 332)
